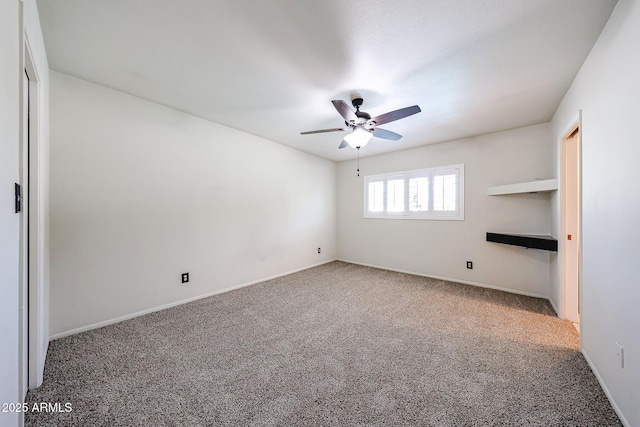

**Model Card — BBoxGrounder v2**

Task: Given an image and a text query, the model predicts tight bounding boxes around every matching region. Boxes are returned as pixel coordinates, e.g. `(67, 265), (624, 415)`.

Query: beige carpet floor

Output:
(26, 261), (621, 426)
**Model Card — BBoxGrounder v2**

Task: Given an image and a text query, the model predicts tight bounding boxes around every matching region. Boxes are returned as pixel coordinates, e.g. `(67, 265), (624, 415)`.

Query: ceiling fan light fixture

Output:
(344, 126), (373, 149)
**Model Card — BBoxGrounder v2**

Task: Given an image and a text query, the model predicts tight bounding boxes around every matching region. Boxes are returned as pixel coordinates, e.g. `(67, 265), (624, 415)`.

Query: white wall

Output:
(0, 1), (22, 425)
(550, 0), (640, 424)
(49, 71), (337, 337)
(337, 123), (553, 298)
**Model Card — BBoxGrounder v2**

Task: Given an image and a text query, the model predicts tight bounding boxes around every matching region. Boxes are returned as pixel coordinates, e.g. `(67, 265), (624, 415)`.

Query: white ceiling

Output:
(36, 0), (616, 161)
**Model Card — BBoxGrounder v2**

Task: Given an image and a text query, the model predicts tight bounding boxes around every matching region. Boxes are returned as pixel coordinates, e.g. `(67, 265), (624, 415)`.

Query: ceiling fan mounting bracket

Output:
(351, 98), (371, 121)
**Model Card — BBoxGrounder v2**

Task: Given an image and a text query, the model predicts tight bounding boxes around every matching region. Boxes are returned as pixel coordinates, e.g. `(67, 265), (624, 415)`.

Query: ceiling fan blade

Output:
(338, 140), (348, 149)
(300, 127), (346, 135)
(332, 100), (358, 122)
(371, 105), (421, 126)
(372, 128), (403, 141)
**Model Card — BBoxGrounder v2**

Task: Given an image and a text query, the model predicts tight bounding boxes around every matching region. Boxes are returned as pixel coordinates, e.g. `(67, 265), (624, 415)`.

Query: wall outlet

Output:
(318, 247), (321, 254)
(467, 261), (473, 269)
(181, 273), (189, 283)
(616, 342), (624, 368)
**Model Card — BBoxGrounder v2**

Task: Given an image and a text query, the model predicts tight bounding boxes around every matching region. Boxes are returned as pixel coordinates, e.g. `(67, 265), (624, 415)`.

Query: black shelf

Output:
(486, 232), (557, 252)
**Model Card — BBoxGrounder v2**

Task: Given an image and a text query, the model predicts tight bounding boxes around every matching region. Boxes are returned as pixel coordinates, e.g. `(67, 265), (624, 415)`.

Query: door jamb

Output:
(559, 112), (583, 340)
(23, 30), (47, 391)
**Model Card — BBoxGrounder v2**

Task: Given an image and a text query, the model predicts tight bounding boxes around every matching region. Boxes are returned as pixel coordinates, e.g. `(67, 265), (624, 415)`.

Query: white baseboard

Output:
(50, 259), (337, 340)
(581, 349), (630, 427)
(50, 258), (551, 339)
(337, 258), (548, 299)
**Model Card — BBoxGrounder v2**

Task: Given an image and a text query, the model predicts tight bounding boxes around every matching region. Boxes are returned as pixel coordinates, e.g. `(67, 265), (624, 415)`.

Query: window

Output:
(364, 164), (464, 220)
(387, 179), (405, 213)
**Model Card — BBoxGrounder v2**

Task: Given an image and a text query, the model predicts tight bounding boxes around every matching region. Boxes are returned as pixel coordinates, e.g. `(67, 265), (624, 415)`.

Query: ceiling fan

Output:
(301, 98), (421, 149)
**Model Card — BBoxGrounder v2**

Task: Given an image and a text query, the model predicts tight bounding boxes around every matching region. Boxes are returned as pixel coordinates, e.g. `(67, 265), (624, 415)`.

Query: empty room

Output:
(2, 0), (639, 426)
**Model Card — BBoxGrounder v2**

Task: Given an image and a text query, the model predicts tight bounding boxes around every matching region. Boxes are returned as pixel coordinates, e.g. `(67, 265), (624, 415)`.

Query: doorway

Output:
(562, 122), (581, 329)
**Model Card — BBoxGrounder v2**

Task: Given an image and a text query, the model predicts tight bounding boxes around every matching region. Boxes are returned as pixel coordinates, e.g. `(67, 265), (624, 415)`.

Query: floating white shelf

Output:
(487, 179), (558, 196)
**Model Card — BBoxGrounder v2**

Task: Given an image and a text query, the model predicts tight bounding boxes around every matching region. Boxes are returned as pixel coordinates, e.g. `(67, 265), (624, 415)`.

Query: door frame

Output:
(559, 112), (582, 331)
(22, 29), (47, 392)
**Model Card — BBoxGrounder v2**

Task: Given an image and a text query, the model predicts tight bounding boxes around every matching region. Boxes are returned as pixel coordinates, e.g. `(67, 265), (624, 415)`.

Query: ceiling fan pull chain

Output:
(357, 147), (360, 177)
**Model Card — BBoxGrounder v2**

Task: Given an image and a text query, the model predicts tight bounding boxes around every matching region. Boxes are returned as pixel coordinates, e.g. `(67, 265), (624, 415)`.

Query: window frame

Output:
(363, 164), (464, 220)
